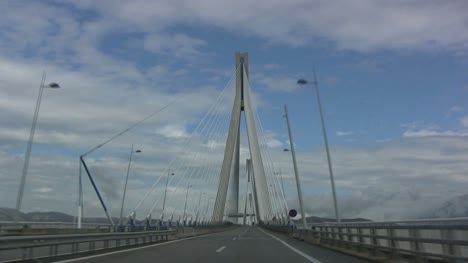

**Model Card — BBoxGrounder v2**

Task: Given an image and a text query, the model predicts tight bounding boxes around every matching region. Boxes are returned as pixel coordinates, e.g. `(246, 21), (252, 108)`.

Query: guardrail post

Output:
(318, 227), (324, 243)
(47, 245), (58, 258)
(71, 242), (76, 254)
(343, 227), (352, 248)
(370, 227), (381, 256)
(22, 247), (27, 260)
(28, 247), (33, 258)
(409, 229), (422, 262)
(357, 227), (365, 252)
(441, 229), (461, 262)
(322, 227), (328, 244)
(387, 227), (399, 259)
(330, 226), (336, 245)
(337, 226), (344, 247)
(49, 245), (53, 258)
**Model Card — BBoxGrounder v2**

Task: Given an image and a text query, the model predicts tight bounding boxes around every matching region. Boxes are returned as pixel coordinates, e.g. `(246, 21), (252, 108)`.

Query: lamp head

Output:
(46, 82), (61, 88)
(297, 79), (308, 85)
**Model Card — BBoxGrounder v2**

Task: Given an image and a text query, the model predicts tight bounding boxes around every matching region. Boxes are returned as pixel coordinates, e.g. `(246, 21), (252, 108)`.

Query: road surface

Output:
(59, 226), (371, 263)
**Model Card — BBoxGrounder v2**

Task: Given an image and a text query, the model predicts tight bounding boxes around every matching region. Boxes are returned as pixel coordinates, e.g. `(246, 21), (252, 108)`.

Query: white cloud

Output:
(143, 33), (206, 56)
(156, 124), (189, 138)
(254, 75), (300, 92)
(336, 131), (353, 136)
(34, 187), (53, 193)
(376, 138), (392, 143)
(69, 0), (468, 53)
(263, 131), (283, 148)
(450, 106), (463, 112)
(403, 129), (468, 138)
(461, 116), (468, 127)
(263, 64), (281, 70)
(277, 135), (468, 220)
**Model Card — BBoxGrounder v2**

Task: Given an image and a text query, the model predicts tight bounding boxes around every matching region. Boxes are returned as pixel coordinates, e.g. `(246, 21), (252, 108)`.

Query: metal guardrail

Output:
(0, 229), (176, 262)
(0, 221), (111, 227)
(266, 220), (468, 262)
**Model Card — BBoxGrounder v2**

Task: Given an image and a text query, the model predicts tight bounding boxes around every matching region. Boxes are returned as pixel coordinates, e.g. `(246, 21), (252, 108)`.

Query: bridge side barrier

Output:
(263, 223), (468, 262)
(0, 221), (113, 236)
(0, 225), (236, 262)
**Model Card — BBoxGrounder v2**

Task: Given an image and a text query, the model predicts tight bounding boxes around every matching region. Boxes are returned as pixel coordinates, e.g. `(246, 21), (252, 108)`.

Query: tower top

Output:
(235, 52), (249, 79)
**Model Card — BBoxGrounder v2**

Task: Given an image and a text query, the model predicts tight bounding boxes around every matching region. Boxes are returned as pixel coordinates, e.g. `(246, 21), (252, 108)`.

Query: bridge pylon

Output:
(212, 52), (272, 223)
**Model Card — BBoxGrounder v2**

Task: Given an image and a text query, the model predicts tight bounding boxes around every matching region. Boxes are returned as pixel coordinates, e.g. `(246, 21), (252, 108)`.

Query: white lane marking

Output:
(216, 246), (226, 252)
(238, 226), (250, 237)
(257, 227), (323, 263)
(56, 230), (229, 263)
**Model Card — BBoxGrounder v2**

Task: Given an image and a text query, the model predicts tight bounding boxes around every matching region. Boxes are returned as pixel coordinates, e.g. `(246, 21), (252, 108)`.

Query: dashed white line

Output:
(257, 227), (323, 263)
(216, 246), (226, 252)
(238, 226), (250, 237)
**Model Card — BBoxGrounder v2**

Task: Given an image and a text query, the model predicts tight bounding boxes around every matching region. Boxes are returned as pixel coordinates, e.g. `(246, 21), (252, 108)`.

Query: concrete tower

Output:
(212, 52), (272, 223)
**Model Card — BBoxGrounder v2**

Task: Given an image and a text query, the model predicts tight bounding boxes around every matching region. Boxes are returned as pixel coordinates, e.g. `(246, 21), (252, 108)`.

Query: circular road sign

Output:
(288, 209), (298, 217)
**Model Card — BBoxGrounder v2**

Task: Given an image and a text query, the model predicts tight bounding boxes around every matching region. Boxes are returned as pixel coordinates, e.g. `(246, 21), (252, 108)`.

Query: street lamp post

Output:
(119, 145), (141, 225)
(16, 72), (60, 211)
(298, 69), (340, 223)
(161, 170), (175, 222)
(182, 184), (192, 225)
(195, 192), (205, 223)
(206, 197), (214, 224)
(283, 105), (307, 229)
(274, 169), (288, 223)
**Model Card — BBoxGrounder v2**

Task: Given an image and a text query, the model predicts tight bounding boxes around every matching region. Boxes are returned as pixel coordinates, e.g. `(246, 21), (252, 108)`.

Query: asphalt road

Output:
(59, 226), (371, 263)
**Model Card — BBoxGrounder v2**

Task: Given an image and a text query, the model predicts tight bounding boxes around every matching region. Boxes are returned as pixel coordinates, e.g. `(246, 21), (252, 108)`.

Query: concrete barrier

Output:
(0, 225), (238, 262)
(263, 222), (468, 263)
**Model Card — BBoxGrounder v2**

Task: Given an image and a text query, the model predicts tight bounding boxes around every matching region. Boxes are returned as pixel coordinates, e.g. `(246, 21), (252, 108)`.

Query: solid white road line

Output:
(216, 246), (226, 252)
(257, 227), (324, 263)
(56, 230), (228, 263)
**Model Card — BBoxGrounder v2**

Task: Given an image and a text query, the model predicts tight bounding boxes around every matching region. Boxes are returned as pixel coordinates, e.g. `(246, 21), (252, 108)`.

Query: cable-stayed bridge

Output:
(75, 52), (287, 229)
(1, 53), (467, 263)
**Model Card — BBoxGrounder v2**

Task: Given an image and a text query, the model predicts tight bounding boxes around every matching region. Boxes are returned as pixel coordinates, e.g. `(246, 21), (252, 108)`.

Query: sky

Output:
(1, 0), (468, 221)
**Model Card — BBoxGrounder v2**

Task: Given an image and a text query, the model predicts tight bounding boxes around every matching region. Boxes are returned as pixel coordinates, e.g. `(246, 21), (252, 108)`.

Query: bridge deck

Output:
(59, 226), (370, 263)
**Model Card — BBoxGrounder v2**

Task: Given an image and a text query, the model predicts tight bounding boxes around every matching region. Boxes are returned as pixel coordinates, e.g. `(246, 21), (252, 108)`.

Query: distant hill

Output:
(27, 211), (74, 222)
(0, 208), (120, 224)
(421, 194), (468, 218)
(0, 207), (28, 221)
(1, 208), (371, 225)
(0, 208), (74, 222)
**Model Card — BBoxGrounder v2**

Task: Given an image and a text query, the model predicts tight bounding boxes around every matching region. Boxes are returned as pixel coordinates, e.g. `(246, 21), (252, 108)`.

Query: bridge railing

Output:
(265, 218), (468, 262)
(0, 229), (176, 262)
(0, 221), (113, 236)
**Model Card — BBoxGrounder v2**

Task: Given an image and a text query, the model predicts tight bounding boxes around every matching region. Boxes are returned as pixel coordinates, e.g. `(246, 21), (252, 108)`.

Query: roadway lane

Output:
(60, 226), (371, 263)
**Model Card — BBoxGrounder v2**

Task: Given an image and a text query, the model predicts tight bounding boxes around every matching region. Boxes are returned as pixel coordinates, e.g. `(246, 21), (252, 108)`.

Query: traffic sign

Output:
(289, 209), (297, 217)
